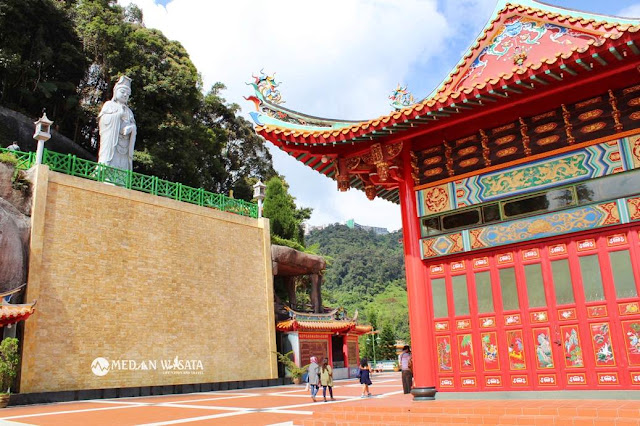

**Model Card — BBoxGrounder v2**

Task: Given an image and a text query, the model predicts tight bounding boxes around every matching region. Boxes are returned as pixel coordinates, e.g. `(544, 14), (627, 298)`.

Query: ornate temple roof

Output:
(276, 306), (373, 335)
(0, 302), (36, 327)
(248, 1), (640, 202)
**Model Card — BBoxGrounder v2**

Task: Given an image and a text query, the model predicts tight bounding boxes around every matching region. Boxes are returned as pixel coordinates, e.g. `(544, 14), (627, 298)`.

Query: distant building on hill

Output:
(345, 219), (389, 235)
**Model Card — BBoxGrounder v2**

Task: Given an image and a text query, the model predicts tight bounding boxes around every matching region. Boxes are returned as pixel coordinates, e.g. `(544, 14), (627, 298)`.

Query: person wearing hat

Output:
(98, 75), (137, 171)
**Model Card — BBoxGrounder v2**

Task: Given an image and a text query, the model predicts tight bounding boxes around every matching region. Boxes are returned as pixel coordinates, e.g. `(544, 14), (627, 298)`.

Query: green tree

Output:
(378, 322), (397, 361)
(263, 176), (310, 245)
(0, 0), (88, 138)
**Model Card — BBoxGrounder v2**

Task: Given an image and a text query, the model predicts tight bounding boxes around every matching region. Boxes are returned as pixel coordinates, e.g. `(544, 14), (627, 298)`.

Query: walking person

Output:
(399, 345), (413, 394)
(320, 357), (335, 402)
(307, 356), (321, 402)
(358, 357), (372, 398)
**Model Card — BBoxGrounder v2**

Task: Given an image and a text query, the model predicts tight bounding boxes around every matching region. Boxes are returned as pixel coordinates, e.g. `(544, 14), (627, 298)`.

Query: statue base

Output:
(411, 387), (437, 400)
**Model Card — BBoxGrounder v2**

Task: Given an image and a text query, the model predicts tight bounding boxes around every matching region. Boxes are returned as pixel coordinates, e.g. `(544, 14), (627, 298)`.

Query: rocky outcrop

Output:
(271, 244), (326, 313)
(0, 105), (95, 160)
(0, 163), (31, 293)
(271, 244), (326, 276)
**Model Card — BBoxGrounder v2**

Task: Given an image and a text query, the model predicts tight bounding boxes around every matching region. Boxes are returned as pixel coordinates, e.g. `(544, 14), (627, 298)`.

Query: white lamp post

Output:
(33, 112), (53, 165)
(253, 180), (266, 218)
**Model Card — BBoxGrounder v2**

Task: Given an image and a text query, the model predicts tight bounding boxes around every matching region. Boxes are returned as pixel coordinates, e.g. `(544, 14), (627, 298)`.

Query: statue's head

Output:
(112, 76), (132, 103)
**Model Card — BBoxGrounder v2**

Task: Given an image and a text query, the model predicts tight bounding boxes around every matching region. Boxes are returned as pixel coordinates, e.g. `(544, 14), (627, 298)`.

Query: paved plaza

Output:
(0, 373), (639, 425)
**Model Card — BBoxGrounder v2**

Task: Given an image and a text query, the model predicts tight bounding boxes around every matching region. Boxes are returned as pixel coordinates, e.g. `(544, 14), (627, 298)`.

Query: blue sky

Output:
(124, 0), (640, 231)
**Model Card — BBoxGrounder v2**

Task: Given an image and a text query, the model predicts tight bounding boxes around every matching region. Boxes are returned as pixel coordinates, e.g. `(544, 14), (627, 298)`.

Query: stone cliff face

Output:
(0, 163), (31, 293)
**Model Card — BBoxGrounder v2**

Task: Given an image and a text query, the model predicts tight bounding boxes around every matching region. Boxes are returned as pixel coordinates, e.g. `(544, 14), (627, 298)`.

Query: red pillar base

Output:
(411, 387), (437, 401)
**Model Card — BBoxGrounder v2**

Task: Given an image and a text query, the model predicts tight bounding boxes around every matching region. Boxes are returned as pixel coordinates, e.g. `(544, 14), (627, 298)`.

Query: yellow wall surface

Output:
(21, 166), (277, 393)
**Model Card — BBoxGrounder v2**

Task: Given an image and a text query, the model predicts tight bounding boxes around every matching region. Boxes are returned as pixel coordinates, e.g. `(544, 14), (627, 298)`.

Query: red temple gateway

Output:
(249, 0), (640, 398)
(277, 307), (371, 380)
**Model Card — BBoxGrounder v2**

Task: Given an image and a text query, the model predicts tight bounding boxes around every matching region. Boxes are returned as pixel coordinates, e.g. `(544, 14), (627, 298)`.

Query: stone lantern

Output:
(33, 112), (53, 165)
(253, 180), (266, 218)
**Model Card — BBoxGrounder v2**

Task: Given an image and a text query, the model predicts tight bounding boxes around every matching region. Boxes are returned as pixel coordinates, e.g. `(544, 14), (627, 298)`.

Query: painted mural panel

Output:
(532, 327), (554, 369)
(590, 323), (616, 367)
(561, 325), (585, 368)
(417, 138), (629, 213)
(468, 202), (620, 251)
(622, 320), (640, 366)
(436, 336), (453, 372)
(507, 330), (526, 370)
(481, 332), (500, 371)
(422, 233), (464, 258)
(458, 334), (475, 372)
(452, 17), (598, 94)
(417, 183), (454, 216)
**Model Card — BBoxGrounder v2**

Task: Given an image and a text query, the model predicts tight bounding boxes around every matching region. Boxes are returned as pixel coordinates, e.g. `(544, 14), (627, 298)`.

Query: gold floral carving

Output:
(460, 158), (479, 167)
(345, 157), (360, 170)
(537, 135), (560, 146)
(492, 123), (516, 134)
(422, 146), (440, 155)
(532, 111), (556, 122)
(497, 147), (518, 157)
(455, 135), (477, 146)
(423, 156), (442, 166)
(562, 104), (575, 145)
(630, 112), (640, 121)
(385, 142), (403, 158)
(410, 151), (420, 185)
(628, 97), (640, 107)
(365, 184), (377, 200)
(576, 97), (601, 109)
(580, 122), (607, 134)
(457, 146), (478, 157)
(578, 109), (603, 121)
(424, 167), (443, 177)
(609, 90), (623, 132)
(520, 117), (531, 156)
(444, 142), (454, 176)
(423, 185), (450, 214)
(534, 122), (558, 133)
(480, 129), (491, 166)
(624, 84), (640, 95)
(376, 162), (391, 181)
(363, 143), (384, 163)
(495, 135), (516, 145)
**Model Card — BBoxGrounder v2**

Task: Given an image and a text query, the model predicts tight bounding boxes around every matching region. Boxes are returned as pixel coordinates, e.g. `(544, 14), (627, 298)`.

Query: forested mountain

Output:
(0, 0), (275, 200)
(306, 224), (410, 342)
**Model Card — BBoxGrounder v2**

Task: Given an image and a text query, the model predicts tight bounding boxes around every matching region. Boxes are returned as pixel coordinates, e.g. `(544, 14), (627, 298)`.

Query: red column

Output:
(399, 145), (437, 400)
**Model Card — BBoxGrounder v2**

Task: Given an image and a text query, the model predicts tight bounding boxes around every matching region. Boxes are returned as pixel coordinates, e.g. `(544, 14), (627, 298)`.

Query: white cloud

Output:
(120, 0), (451, 230)
(618, 4), (640, 17)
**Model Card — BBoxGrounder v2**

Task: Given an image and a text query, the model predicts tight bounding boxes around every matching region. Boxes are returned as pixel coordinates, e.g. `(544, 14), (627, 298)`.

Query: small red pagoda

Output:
(250, 0), (640, 398)
(277, 307), (371, 379)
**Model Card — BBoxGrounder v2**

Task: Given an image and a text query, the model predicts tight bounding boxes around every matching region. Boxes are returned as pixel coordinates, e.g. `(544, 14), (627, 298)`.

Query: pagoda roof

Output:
(249, 1), (640, 203)
(0, 302), (36, 327)
(276, 306), (373, 335)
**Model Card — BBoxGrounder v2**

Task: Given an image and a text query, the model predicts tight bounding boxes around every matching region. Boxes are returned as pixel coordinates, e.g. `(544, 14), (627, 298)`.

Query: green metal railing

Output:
(0, 147), (258, 218)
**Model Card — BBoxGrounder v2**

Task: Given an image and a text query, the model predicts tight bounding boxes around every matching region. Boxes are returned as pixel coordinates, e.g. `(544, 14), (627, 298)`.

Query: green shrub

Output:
(0, 338), (19, 394)
(0, 152), (17, 166)
(271, 235), (305, 252)
(275, 351), (308, 379)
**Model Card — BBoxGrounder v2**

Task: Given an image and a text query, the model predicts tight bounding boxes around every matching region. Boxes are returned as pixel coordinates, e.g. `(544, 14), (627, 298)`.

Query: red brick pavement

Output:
(0, 373), (637, 425)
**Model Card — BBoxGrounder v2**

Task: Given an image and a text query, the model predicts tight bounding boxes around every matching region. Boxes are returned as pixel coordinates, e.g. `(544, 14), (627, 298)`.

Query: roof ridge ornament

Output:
(389, 83), (416, 110)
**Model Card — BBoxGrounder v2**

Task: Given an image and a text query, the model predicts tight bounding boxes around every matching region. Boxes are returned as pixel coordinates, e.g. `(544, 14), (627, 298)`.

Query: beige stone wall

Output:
(21, 166), (277, 393)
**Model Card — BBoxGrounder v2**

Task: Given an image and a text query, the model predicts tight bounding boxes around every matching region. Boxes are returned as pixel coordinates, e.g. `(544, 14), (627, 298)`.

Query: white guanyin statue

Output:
(98, 76), (136, 170)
